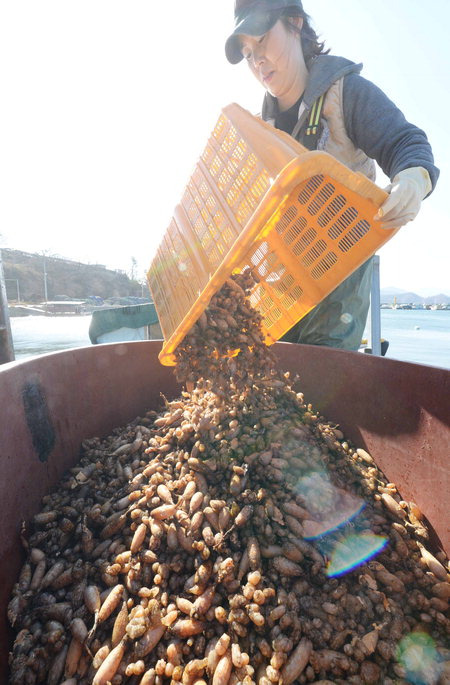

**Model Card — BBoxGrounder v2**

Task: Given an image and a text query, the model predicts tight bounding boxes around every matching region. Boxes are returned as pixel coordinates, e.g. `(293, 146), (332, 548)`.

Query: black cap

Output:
(225, 0), (304, 64)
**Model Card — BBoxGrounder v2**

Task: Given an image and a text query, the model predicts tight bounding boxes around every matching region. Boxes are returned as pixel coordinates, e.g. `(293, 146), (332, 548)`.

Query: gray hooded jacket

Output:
(261, 55), (439, 191)
(262, 56), (439, 350)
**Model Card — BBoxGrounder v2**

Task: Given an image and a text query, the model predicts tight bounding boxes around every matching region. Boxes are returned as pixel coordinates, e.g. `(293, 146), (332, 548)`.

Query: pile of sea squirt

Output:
(8, 271), (450, 685)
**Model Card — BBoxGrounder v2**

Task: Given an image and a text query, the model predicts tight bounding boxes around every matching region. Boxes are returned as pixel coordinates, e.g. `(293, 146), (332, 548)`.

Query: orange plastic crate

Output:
(148, 104), (395, 366)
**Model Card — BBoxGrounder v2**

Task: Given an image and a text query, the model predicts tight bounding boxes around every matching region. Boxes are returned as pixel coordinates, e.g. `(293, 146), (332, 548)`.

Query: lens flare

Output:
(340, 312), (353, 324)
(396, 633), (442, 685)
(296, 471), (365, 539)
(293, 468), (387, 578)
(326, 533), (387, 577)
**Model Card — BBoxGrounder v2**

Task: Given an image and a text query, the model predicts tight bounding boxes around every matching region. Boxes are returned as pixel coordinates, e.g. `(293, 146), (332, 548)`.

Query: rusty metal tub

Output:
(0, 341), (448, 679)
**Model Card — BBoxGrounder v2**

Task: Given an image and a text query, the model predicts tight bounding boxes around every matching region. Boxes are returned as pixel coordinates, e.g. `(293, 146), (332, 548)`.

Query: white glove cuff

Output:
(392, 166), (432, 200)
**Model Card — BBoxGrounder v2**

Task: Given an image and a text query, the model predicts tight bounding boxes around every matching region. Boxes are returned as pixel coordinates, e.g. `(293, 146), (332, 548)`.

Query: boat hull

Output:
(0, 341), (448, 679)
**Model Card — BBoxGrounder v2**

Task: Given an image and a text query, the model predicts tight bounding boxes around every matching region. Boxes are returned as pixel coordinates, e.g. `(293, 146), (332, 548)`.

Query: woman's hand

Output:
(374, 166), (432, 230)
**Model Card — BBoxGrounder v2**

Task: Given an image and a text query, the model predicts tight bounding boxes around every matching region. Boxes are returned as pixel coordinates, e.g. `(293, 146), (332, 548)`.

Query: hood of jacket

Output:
(261, 54), (363, 120)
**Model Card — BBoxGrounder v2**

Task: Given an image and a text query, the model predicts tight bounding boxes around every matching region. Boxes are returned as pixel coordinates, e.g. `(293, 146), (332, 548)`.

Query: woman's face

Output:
(240, 18), (304, 105)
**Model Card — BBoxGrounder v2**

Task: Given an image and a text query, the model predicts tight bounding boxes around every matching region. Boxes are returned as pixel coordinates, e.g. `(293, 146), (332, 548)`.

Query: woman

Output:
(225, 0), (439, 350)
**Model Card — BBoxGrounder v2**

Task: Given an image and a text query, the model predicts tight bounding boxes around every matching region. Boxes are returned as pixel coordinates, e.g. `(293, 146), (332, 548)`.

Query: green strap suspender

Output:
(302, 93), (325, 151)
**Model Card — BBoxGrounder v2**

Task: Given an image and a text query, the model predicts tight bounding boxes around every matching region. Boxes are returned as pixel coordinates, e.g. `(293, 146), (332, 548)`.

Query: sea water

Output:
(9, 310), (450, 369)
(10, 315), (92, 359)
(364, 309), (449, 369)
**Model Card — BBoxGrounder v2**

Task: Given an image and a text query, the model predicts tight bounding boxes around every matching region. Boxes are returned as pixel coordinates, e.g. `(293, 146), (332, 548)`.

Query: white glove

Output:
(374, 166), (432, 230)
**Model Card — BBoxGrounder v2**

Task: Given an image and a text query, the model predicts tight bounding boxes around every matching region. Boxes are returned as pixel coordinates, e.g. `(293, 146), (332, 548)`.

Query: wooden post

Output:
(0, 250), (15, 364)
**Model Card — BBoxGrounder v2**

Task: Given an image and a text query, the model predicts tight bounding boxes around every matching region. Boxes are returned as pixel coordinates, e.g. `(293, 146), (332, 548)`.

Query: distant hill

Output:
(3, 251), (447, 307)
(381, 287), (450, 305)
(2, 248), (144, 303)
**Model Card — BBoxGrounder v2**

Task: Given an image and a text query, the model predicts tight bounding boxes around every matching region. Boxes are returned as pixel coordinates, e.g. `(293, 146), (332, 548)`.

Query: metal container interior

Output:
(0, 340), (448, 680)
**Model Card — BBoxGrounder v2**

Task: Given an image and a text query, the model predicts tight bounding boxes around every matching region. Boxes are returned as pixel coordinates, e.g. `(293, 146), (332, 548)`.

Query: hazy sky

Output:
(1, 1), (449, 295)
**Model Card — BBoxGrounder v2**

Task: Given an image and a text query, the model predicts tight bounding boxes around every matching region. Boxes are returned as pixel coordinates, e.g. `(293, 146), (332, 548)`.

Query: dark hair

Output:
(281, 10), (329, 67)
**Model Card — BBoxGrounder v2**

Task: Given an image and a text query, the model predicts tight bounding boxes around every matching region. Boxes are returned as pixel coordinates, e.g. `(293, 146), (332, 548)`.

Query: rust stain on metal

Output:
(22, 380), (55, 462)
